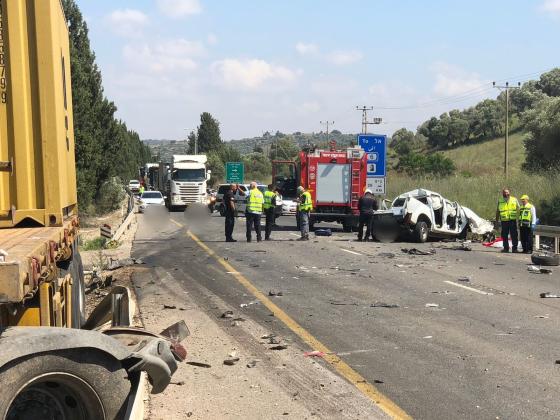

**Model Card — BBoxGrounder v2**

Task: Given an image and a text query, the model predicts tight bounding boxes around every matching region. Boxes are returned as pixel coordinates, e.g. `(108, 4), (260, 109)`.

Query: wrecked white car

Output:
(373, 189), (494, 243)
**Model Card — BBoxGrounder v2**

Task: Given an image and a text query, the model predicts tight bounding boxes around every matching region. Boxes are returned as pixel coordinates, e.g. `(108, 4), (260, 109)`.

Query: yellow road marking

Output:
(184, 226), (411, 420)
(170, 218), (183, 227)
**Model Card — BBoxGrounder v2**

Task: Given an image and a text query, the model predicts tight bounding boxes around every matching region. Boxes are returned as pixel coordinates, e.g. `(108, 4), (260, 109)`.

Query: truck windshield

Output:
(172, 169), (205, 182)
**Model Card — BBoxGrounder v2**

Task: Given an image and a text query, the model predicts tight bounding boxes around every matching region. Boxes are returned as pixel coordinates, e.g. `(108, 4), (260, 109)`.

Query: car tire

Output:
(413, 221), (429, 243)
(531, 252), (560, 266)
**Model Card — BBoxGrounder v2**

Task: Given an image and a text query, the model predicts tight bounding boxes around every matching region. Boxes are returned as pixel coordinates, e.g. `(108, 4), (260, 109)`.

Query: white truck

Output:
(162, 155), (211, 210)
(373, 189), (494, 243)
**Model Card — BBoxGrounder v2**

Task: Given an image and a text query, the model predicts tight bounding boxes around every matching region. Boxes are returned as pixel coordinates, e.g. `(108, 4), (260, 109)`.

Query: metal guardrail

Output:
(534, 225), (560, 254)
(112, 193), (136, 242)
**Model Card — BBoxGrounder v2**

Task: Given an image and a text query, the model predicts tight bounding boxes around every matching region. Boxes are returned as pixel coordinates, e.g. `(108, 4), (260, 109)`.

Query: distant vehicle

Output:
(138, 191), (166, 213)
(372, 189), (494, 243)
(160, 155), (211, 210)
(128, 179), (141, 193)
(281, 198), (297, 216)
(234, 184), (282, 218)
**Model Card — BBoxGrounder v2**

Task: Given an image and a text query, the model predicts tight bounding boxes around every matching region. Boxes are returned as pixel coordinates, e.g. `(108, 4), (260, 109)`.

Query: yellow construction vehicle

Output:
(0, 1), (185, 418)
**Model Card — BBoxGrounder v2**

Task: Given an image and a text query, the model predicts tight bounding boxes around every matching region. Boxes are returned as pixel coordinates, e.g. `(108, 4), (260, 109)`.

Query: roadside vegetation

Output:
(63, 0), (152, 214)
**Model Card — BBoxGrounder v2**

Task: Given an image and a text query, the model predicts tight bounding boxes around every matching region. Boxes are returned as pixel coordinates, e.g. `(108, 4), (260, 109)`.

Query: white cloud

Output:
(157, 0), (202, 18)
(211, 59), (299, 91)
(326, 50), (363, 66)
(106, 9), (149, 38)
(430, 62), (486, 96)
(295, 42), (319, 56)
(540, 0), (560, 16)
(123, 38), (205, 73)
(296, 101), (321, 115)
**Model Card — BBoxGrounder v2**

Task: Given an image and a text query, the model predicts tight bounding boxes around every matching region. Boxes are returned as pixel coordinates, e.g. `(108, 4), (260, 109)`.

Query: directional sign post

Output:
(225, 162), (244, 183)
(358, 134), (387, 195)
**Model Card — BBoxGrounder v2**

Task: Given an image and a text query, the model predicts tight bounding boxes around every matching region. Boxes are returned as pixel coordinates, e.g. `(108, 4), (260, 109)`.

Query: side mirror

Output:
(206, 170), (212, 181)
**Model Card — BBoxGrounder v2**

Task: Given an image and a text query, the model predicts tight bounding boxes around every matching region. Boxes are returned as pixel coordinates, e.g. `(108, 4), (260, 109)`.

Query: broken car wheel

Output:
(0, 349), (131, 420)
(531, 252), (560, 267)
(413, 221), (429, 243)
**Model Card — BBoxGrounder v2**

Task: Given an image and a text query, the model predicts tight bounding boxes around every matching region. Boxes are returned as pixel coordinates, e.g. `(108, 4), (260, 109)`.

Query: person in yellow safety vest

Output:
(139, 184), (145, 195)
(296, 186), (312, 241)
(519, 194), (537, 254)
(263, 184), (278, 241)
(245, 182), (264, 242)
(495, 188), (520, 253)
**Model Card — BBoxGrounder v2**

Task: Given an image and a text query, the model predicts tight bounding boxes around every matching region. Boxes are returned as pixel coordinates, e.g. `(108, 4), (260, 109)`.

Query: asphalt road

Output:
(134, 208), (560, 419)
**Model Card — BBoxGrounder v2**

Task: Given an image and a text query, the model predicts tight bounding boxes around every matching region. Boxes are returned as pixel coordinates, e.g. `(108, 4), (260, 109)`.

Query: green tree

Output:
(243, 152), (272, 182)
(197, 112), (222, 153)
(187, 130), (197, 153)
(270, 136), (300, 160)
(537, 68), (560, 97)
(522, 96), (560, 171)
(390, 128), (415, 155)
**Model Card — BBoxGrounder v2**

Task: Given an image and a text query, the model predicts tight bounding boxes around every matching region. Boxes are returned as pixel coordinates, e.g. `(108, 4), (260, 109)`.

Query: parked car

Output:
(138, 191), (166, 213)
(128, 179), (141, 194)
(281, 198), (297, 216)
(372, 189), (494, 243)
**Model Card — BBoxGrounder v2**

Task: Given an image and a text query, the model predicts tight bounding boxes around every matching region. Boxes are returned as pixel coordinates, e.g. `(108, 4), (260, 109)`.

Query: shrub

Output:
(539, 196), (560, 226)
(95, 177), (126, 214)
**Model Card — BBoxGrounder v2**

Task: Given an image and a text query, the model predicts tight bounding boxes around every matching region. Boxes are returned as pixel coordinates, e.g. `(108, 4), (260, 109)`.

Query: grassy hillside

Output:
(386, 132), (560, 219)
(441, 132), (526, 176)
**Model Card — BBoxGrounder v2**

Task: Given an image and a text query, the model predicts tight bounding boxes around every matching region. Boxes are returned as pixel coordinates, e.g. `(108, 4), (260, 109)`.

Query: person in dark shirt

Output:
(224, 184), (237, 242)
(357, 189), (378, 241)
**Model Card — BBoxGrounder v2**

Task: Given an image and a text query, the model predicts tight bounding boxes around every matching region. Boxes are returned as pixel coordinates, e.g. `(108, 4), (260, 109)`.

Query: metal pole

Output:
(505, 87), (509, 179)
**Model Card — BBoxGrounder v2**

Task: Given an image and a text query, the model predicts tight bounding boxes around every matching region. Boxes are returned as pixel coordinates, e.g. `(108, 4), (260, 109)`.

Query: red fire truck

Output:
(272, 143), (368, 232)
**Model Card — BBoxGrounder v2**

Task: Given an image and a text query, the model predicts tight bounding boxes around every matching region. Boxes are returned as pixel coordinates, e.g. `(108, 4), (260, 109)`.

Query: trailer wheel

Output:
(57, 250), (86, 329)
(0, 349), (131, 420)
(413, 221), (429, 243)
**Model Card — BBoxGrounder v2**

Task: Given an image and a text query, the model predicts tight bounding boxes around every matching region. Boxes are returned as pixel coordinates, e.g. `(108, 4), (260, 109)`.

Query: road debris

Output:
(171, 380), (186, 386)
(223, 357), (240, 366)
(304, 351), (325, 358)
(458, 276), (471, 282)
(378, 252), (396, 258)
(425, 303), (439, 308)
(314, 228), (332, 236)
(528, 265), (553, 274)
(246, 360), (259, 368)
(452, 243), (472, 251)
(261, 333), (276, 340)
(220, 310), (234, 318)
(370, 302), (400, 308)
(330, 301), (359, 306)
(401, 248), (436, 255)
(268, 290), (284, 297)
(163, 304), (177, 309)
(186, 361), (212, 368)
(540, 292), (560, 298)
(270, 345), (288, 350)
(107, 257), (145, 270)
(535, 315), (549, 319)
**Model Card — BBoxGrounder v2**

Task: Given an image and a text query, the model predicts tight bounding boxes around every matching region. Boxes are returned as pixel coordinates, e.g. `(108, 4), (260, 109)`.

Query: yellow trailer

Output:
(0, 2), (183, 418)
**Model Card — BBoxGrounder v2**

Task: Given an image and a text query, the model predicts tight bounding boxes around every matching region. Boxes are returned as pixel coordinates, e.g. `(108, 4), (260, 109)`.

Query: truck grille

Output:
(179, 186), (201, 203)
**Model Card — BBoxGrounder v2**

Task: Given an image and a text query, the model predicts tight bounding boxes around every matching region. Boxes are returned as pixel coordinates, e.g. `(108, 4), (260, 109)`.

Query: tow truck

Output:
(0, 1), (183, 418)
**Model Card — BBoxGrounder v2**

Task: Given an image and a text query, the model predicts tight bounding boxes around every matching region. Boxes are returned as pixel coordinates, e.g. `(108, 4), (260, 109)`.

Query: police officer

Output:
(263, 184), (277, 241)
(246, 182), (264, 242)
(519, 194), (537, 254)
(297, 186), (312, 241)
(357, 189), (378, 241)
(223, 184), (237, 242)
(496, 188), (520, 253)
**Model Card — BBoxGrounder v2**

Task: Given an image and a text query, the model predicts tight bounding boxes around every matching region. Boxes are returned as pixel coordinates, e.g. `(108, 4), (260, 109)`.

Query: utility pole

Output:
(320, 120), (334, 143)
(355, 106), (382, 134)
(493, 81), (520, 179)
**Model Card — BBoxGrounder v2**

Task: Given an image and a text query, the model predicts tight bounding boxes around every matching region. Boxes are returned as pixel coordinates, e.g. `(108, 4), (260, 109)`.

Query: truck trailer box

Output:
(0, 0), (77, 228)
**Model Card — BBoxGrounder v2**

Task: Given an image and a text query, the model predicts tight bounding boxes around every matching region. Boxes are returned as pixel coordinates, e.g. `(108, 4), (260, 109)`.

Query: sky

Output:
(77, 0), (560, 141)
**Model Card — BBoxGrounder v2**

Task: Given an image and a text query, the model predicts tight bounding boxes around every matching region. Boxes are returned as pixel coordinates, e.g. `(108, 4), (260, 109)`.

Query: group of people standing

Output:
(222, 182), (313, 242)
(496, 188), (537, 253)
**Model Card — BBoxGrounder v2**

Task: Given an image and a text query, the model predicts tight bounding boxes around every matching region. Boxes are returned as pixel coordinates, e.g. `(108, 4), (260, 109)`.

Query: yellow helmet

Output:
(520, 194), (529, 200)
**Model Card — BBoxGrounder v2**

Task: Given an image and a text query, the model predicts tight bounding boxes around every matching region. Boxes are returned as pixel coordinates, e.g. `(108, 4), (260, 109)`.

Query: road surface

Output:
(133, 208), (560, 419)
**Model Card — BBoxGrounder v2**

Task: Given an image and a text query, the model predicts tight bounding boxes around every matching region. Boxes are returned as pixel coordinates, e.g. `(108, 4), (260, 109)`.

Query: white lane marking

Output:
(443, 280), (493, 295)
(340, 248), (363, 256)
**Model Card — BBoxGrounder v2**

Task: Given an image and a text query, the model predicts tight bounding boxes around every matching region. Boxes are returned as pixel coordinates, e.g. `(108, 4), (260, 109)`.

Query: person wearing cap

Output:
(495, 188), (520, 253)
(519, 194), (537, 254)
(296, 186), (312, 241)
(357, 188), (378, 241)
